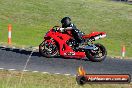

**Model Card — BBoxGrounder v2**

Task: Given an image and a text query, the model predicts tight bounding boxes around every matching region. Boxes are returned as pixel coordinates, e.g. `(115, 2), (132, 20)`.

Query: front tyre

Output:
(39, 39), (59, 58)
(85, 43), (107, 62)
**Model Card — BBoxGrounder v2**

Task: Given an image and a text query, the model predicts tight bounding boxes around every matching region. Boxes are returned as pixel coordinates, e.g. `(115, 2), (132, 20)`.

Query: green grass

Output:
(0, 0), (132, 57)
(0, 70), (131, 88)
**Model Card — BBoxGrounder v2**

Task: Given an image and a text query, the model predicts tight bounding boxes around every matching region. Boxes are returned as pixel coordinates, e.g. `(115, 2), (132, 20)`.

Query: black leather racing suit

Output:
(63, 24), (84, 43)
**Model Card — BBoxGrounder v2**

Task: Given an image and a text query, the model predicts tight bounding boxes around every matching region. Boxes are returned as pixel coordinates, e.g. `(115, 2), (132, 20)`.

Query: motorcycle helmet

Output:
(61, 17), (71, 28)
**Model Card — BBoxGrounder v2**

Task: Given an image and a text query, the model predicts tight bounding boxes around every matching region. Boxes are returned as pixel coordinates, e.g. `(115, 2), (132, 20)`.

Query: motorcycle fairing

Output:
(82, 32), (106, 39)
(44, 29), (86, 59)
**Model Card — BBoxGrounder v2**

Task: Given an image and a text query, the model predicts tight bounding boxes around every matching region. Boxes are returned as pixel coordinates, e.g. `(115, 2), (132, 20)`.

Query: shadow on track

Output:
(0, 46), (41, 57)
(0, 46), (90, 61)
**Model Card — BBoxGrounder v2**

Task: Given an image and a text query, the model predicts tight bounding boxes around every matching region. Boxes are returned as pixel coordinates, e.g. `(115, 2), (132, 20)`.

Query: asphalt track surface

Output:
(0, 46), (132, 78)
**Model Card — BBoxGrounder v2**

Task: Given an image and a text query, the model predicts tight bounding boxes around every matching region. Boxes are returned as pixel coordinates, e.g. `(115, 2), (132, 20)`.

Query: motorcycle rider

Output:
(60, 17), (85, 47)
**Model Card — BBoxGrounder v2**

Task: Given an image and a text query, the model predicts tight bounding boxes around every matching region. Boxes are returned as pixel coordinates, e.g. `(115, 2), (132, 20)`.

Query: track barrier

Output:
(8, 24), (12, 44)
(121, 45), (126, 59)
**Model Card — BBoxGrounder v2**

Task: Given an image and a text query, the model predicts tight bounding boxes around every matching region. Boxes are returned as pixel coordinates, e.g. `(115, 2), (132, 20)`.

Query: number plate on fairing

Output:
(64, 52), (75, 56)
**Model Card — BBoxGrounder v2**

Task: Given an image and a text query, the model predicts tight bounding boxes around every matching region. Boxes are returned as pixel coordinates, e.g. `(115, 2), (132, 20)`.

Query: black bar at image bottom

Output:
(76, 74), (131, 85)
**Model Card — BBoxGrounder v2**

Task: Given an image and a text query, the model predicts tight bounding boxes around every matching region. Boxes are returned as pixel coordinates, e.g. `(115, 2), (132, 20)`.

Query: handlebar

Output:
(52, 26), (73, 32)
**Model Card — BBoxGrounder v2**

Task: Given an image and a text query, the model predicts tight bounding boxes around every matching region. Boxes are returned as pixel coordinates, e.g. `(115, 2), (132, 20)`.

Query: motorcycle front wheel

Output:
(85, 43), (107, 62)
(39, 39), (59, 58)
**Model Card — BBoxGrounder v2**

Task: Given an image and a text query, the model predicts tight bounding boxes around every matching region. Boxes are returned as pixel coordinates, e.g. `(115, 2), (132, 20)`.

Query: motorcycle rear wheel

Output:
(39, 39), (59, 57)
(85, 43), (107, 62)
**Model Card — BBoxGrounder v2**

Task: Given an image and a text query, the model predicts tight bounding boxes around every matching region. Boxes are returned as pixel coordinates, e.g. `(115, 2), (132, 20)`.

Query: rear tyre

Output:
(85, 43), (107, 62)
(39, 39), (59, 58)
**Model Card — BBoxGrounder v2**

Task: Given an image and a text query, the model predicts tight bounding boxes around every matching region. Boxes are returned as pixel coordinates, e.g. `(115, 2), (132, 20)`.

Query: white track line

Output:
(32, 71), (39, 73)
(0, 68), (74, 77)
(42, 72), (49, 74)
(55, 73), (61, 75)
(8, 69), (16, 71)
(2, 46), (6, 48)
(22, 70), (29, 72)
(64, 74), (71, 76)
(18, 49), (35, 86)
(0, 68), (4, 70)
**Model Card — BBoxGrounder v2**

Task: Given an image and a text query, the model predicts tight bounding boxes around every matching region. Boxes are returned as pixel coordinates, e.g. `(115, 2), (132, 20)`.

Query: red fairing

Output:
(44, 27), (86, 59)
(82, 32), (106, 39)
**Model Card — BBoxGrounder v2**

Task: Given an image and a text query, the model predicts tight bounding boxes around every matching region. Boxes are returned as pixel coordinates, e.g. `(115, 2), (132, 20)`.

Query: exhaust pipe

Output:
(94, 34), (106, 40)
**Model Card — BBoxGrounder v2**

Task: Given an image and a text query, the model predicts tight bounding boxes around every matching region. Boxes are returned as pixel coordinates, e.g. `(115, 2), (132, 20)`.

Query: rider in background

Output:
(60, 17), (85, 47)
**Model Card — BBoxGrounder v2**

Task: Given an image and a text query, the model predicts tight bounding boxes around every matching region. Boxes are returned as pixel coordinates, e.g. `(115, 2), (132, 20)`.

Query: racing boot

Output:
(77, 39), (86, 49)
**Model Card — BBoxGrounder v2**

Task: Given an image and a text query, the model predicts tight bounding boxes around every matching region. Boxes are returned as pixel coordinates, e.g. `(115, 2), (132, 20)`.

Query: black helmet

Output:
(61, 17), (71, 28)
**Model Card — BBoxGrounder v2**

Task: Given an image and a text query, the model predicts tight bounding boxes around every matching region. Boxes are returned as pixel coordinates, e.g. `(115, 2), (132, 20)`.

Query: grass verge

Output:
(0, 70), (131, 88)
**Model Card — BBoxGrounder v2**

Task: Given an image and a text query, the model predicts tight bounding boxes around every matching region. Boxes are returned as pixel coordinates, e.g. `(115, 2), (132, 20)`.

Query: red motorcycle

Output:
(39, 26), (107, 62)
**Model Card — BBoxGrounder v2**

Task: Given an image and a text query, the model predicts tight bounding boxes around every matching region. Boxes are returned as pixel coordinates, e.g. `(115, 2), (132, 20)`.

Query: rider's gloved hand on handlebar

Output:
(59, 27), (72, 32)
(59, 28), (65, 32)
